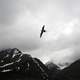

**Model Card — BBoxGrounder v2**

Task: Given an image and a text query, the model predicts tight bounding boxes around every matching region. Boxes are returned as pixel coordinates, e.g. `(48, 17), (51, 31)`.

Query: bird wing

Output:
(42, 25), (45, 30)
(40, 30), (43, 38)
(40, 25), (46, 38)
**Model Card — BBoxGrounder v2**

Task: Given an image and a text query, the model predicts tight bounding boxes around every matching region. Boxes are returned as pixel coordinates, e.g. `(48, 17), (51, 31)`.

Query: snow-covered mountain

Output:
(0, 48), (49, 80)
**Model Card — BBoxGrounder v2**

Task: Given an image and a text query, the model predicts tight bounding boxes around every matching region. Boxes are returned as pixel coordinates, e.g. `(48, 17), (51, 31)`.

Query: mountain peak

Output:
(0, 48), (49, 80)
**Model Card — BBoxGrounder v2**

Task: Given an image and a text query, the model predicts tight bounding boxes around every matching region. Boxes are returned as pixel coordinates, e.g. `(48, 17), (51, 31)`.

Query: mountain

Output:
(54, 59), (80, 80)
(45, 62), (61, 80)
(1, 48), (80, 80)
(0, 48), (49, 80)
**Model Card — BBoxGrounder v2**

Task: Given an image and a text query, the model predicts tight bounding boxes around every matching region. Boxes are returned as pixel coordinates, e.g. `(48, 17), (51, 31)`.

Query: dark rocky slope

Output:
(45, 62), (61, 80)
(54, 59), (80, 80)
(1, 48), (80, 80)
(0, 48), (49, 80)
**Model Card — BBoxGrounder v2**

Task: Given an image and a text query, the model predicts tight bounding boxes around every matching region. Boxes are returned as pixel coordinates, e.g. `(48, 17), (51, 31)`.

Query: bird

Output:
(40, 25), (46, 38)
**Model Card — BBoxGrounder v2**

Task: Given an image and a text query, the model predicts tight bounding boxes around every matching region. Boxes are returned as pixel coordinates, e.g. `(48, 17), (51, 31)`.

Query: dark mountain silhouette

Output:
(0, 48), (49, 80)
(34, 58), (50, 74)
(45, 62), (61, 80)
(1, 48), (80, 80)
(54, 59), (80, 80)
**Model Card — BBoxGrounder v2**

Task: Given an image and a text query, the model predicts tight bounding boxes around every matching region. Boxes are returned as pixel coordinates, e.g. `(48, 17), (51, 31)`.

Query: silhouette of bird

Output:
(40, 25), (46, 38)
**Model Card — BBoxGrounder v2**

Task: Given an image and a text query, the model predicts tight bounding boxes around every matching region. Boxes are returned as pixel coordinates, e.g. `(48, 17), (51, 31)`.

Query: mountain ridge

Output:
(0, 48), (80, 80)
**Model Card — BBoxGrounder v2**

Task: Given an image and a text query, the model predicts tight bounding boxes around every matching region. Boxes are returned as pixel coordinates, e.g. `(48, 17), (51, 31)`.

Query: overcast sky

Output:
(1, 0), (80, 67)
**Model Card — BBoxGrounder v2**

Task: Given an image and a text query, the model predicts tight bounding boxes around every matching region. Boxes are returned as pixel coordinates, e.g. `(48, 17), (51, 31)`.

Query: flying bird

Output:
(40, 25), (46, 38)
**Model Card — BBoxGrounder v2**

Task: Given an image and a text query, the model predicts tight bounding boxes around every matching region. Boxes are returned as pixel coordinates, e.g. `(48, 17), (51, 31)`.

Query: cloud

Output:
(31, 19), (80, 66)
(0, 0), (21, 25)
(0, 0), (80, 66)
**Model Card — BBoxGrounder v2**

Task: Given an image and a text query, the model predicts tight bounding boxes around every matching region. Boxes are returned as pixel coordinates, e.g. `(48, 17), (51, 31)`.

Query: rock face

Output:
(1, 48), (80, 80)
(46, 62), (61, 80)
(0, 48), (49, 80)
(54, 59), (80, 80)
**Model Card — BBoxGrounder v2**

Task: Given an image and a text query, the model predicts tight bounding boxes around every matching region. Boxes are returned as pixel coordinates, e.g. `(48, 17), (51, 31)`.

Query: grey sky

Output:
(0, 0), (80, 66)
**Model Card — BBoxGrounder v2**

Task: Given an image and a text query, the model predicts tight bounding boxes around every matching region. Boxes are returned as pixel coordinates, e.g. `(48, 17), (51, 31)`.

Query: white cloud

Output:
(0, 0), (80, 66)
(30, 19), (80, 66)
